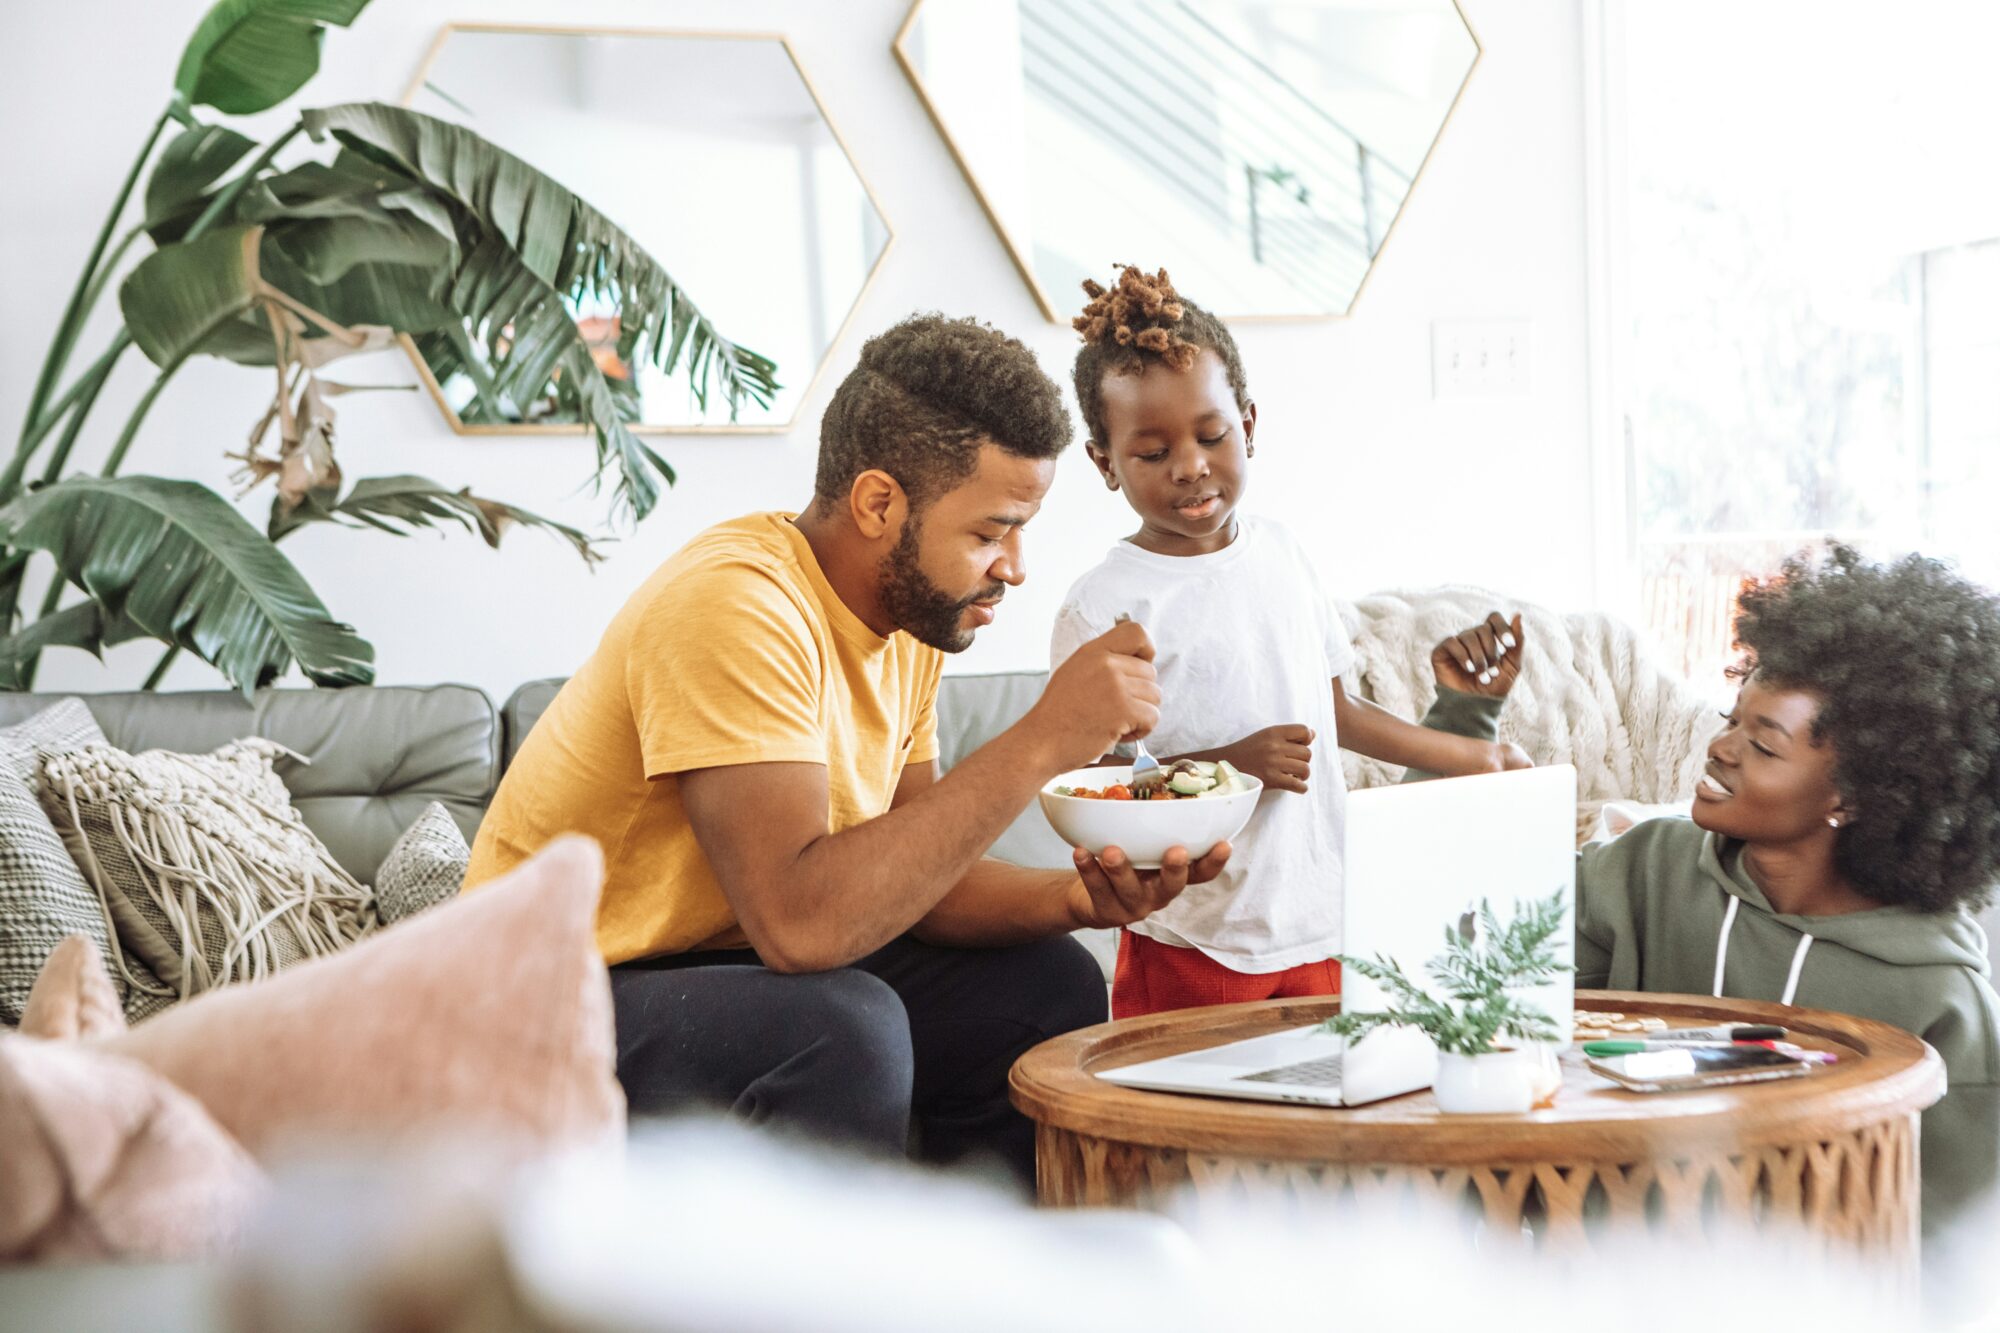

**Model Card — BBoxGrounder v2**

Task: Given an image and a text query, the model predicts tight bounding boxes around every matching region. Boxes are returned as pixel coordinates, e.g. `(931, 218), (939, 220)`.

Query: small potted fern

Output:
(1323, 890), (1571, 1114)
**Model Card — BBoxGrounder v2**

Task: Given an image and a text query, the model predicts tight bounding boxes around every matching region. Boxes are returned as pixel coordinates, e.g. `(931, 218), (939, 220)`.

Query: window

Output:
(1588, 1), (2000, 685)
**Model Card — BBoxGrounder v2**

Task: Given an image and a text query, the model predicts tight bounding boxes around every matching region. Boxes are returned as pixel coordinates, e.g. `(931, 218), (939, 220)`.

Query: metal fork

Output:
(1113, 613), (1166, 793)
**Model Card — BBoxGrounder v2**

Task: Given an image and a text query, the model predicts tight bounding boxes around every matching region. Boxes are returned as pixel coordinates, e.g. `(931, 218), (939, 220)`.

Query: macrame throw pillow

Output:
(375, 802), (470, 925)
(39, 738), (377, 1015)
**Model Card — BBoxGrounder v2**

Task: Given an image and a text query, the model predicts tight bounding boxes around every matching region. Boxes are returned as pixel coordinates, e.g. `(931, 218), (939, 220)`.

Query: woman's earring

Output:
(1827, 817), (1841, 829)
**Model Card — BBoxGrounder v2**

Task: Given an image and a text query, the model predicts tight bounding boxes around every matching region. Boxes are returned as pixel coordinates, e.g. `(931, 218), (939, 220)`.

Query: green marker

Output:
(1586, 1038), (1837, 1066)
(1584, 1039), (1737, 1056)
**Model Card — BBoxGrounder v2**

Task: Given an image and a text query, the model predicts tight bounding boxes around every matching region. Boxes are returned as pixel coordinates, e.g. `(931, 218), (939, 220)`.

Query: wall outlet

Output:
(1431, 319), (1533, 399)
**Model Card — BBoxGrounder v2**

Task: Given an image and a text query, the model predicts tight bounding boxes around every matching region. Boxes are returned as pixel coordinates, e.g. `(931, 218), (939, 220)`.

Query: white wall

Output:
(0, 0), (1595, 702)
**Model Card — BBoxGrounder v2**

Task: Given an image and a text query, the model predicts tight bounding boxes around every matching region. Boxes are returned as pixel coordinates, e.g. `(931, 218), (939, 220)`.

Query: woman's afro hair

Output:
(1732, 543), (2000, 911)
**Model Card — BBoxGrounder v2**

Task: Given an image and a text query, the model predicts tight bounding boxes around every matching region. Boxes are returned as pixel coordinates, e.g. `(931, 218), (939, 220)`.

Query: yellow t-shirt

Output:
(463, 512), (944, 963)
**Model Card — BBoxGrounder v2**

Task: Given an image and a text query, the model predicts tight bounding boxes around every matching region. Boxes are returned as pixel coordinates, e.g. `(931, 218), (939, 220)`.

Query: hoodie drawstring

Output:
(1711, 896), (1740, 997)
(1781, 933), (1816, 1006)
(1712, 893), (1816, 1004)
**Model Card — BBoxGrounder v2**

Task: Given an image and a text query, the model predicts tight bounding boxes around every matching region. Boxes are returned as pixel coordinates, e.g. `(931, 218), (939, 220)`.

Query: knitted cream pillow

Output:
(39, 738), (376, 1017)
(376, 802), (470, 925)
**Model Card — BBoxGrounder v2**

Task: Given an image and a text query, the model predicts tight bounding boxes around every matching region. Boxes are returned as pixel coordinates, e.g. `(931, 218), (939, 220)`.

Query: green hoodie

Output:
(1416, 688), (2000, 1241)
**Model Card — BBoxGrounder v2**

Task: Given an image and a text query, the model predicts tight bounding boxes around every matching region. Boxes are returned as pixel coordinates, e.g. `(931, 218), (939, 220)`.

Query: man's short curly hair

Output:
(1071, 264), (1251, 448)
(1731, 543), (2000, 912)
(815, 314), (1071, 512)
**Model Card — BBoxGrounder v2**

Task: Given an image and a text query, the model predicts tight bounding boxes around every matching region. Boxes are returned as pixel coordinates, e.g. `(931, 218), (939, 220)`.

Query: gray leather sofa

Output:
(17, 671), (1998, 984)
(0, 671), (1070, 891)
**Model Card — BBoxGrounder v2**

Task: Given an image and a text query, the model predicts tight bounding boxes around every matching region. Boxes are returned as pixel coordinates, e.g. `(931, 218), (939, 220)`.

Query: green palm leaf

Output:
(144, 124), (257, 242)
(240, 153), (463, 257)
(118, 224), (267, 368)
(300, 101), (779, 404)
(0, 602), (149, 691)
(270, 473), (601, 565)
(255, 241), (457, 344)
(445, 234), (673, 518)
(119, 219), (448, 372)
(0, 476), (373, 695)
(272, 213), (456, 287)
(175, 0), (370, 115)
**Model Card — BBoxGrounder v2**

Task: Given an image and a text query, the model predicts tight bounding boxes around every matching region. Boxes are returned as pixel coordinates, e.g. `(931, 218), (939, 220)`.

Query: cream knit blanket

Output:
(1334, 588), (1720, 825)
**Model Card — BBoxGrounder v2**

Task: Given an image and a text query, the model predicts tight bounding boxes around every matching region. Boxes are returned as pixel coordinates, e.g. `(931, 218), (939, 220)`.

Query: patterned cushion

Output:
(375, 802), (470, 925)
(0, 700), (118, 1027)
(39, 739), (375, 1017)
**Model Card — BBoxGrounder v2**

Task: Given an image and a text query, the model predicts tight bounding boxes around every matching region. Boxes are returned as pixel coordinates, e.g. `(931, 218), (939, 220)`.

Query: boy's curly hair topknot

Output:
(1071, 265), (1250, 447)
(1731, 543), (2000, 912)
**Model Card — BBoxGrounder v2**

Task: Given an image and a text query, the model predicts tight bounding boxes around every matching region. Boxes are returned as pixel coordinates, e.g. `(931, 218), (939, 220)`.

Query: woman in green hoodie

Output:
(1418, 546), (2000, 1263)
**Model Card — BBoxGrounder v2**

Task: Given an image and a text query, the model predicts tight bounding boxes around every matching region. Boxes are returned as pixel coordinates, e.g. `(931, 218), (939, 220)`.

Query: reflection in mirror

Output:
(405, 27), (890, 430)
(897, 0), (1476, 319)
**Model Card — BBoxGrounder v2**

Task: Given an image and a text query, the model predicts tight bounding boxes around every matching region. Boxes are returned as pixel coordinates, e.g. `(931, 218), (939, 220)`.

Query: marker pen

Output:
(1644, 1024), (1787, 1043)
(1584, 1039), (1837, 1064)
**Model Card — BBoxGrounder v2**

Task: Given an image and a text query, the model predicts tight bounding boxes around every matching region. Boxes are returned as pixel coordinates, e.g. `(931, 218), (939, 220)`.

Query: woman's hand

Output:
(1219, 724), (1314, 793)
(1432, 612), (1525, 699)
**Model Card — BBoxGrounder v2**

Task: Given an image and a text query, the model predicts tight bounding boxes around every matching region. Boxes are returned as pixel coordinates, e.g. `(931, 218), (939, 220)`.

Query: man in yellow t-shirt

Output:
(466, 316), (1230, 1188)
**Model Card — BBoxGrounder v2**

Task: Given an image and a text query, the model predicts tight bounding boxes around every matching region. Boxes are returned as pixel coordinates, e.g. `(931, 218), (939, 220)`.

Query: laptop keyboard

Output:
(1237, 1052), (1346, 1087)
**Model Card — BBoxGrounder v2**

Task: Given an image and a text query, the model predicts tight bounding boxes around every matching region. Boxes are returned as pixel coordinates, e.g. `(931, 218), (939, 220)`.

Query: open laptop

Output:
(1096, 764), (1577, 1107)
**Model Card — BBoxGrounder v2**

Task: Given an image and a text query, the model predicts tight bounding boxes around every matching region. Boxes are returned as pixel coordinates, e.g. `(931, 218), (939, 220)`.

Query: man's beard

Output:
(878, 519), (1001, 653)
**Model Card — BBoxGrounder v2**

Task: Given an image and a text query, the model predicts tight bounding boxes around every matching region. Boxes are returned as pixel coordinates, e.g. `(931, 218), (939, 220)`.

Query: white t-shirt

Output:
(1049, 515), (1354, 972)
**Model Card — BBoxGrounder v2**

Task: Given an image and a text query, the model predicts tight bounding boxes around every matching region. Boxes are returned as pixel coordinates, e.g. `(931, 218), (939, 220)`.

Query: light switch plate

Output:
(1431, 319), (1533, 399)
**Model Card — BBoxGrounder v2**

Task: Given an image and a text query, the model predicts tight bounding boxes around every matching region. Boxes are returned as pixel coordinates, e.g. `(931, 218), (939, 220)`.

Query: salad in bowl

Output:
(1040, 759), (1262, 869)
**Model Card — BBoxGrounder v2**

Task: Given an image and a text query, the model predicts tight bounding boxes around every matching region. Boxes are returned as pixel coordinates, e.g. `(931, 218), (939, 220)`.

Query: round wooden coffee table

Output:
(1012, 991), (1942, 1279)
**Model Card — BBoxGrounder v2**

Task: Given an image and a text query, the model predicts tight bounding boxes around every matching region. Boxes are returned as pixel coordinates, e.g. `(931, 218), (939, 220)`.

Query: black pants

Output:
(609, 932), (1106, 1192)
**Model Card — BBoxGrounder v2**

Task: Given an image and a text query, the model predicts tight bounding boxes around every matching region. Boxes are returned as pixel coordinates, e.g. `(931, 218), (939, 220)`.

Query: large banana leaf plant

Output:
(2, 0), (778, 697)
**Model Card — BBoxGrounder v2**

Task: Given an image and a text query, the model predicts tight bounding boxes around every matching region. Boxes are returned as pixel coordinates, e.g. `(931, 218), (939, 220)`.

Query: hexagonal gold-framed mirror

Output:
(894, 0), (1477, 321)
(400, 24), (892, 434)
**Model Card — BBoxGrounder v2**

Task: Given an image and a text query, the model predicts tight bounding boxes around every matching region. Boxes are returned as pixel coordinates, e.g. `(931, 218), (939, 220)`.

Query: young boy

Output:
(1053, 264), (1528, 1018)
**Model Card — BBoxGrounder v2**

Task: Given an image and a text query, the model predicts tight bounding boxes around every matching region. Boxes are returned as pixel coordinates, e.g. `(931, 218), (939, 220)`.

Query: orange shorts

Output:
(1111, 929), (1341, 1020)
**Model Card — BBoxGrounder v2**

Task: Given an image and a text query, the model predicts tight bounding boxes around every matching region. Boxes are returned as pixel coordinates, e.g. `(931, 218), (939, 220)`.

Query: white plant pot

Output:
(1432, 1047), (1552, 1114)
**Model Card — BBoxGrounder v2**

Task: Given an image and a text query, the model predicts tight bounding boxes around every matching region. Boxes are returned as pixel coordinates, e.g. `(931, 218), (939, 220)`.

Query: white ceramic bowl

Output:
(1038, 766), (1263, 870)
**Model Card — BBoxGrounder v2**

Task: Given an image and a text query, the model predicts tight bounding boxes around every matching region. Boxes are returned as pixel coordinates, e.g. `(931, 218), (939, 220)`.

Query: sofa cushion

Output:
(376, 801), (470, 924)
(503, 678), (565, 768)
(935, 672), (1076, 871)
(0, 700), (118, 1026)
(0, 686), (498, 885)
